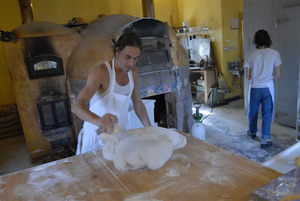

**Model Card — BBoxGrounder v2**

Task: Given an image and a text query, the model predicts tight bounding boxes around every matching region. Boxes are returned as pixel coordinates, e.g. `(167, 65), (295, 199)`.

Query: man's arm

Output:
(71, 64), (117, 132)
(131, 68), (151, 127)
(245, 67), (251, 80)
(273, 65), (281, 80)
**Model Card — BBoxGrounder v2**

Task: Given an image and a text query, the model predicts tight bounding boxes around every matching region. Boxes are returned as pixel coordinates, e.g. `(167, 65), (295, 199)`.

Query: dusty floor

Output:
(201, 99), (297, 163)
(0, 98), (297, 176)
(0, 135), (39, 175)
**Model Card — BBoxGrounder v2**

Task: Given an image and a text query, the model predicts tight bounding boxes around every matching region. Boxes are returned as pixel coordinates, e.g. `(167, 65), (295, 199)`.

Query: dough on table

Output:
(99, 124), (187, 171)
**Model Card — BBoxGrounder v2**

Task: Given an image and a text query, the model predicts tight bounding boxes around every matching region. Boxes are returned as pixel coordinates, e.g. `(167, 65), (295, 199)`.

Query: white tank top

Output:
(89, 59), (134, 125)
(114, 81), (131, 95)
(79, 59), (134, 153)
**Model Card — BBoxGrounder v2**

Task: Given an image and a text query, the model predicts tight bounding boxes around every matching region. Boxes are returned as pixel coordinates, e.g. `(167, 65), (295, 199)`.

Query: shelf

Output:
(176, 28), (212, 37)
(190, 69), (216, 105)
(192, 84), (205, 92)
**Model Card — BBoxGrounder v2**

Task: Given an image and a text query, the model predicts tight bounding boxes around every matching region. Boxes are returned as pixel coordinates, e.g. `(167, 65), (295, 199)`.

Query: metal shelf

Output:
(176, 28), (212, 37)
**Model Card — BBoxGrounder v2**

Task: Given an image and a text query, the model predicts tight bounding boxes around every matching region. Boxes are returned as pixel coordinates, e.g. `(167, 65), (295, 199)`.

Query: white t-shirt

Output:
(244, 48), (282, 88)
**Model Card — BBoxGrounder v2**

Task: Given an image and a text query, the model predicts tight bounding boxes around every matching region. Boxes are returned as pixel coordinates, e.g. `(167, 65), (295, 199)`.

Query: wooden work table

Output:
(0, 132), (281, 201)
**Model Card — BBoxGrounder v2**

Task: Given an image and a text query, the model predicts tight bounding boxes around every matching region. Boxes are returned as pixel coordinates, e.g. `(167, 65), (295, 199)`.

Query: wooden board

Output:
(0, 132), (281, 200)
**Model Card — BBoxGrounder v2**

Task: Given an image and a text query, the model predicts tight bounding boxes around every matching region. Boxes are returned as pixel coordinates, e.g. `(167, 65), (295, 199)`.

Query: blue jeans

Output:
(248, 88), (273, 140)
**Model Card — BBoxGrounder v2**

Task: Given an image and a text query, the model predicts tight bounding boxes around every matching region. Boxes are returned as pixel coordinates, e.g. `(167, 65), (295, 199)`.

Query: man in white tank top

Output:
(71, 32), (151, 154)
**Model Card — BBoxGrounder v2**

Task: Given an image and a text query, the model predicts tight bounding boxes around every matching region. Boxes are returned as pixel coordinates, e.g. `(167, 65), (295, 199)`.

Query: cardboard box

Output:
(127, 99), (156, 129)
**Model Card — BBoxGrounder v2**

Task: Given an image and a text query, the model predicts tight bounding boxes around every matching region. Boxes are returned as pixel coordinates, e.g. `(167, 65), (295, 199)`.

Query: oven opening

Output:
(144, 94), (167, 128)
(36, 96), (72, 131)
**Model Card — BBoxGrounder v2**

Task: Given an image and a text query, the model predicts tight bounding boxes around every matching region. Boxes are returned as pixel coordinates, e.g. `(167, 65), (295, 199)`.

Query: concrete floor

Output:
(200, 99), (297, 163)
(0, 135), (40, 176)
(0, 98), (297, 176)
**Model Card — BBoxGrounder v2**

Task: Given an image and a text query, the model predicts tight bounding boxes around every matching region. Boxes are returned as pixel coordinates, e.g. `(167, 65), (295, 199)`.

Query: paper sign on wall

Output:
(231, 18), (239, 29)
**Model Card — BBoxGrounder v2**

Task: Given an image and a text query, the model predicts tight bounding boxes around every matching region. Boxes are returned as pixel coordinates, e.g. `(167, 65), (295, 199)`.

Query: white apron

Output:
(247, 81), (275, 122)
(76, 59), (134, 154)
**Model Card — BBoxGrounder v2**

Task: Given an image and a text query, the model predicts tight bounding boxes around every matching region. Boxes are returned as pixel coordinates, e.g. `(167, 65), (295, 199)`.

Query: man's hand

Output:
(97, 114), (118, 133)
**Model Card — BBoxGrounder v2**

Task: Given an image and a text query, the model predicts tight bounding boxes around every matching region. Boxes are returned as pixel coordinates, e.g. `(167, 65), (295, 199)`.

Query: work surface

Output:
(0, 132), (281, 201)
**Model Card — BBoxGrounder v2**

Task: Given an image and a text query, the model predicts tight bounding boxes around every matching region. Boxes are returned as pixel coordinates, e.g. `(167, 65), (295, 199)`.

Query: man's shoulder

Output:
(91, 62), (110, 75)
(267, 48), (278, 52)
(264, 49), (281, 59)
(263, 48), (279, 54)
(249, 48), (279, 55)
(247, 48), (260, 55)
(97, 61), (111, 70)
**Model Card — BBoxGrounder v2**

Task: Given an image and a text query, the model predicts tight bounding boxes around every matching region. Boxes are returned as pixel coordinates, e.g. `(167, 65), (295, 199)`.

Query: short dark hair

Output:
(113, 32), (143, 55)
(254, 29), (272, 48)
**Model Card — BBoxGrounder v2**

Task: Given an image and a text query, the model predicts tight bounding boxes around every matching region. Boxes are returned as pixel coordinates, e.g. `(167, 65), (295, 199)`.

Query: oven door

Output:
(136, 37), (173, 74)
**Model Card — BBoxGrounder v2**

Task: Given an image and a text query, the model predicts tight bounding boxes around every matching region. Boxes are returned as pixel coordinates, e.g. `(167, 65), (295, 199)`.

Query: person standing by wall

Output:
(244, 29), (282, 149)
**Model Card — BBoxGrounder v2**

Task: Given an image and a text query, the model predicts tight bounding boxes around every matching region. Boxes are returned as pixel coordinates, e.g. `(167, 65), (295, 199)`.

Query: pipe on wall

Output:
(18, 0), (36, 24)
(142, 0), (155, 18)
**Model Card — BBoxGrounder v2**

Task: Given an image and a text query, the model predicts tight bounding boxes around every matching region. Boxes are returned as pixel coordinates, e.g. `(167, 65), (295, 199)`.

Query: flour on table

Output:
(100, 124), (187, 171)
(166, 167), (180, 177)
(165, 163), (191, 177)
(123, 184), (169, 201)
(124, 198), (162, 201)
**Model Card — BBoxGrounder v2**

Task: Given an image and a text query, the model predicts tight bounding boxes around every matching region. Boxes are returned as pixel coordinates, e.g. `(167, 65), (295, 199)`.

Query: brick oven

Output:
(2, 22), (81, 160)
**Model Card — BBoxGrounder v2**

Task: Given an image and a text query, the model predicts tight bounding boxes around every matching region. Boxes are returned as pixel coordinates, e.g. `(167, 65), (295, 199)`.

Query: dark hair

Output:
(254, 29), (272, 48)
(113, 32), (143, 55)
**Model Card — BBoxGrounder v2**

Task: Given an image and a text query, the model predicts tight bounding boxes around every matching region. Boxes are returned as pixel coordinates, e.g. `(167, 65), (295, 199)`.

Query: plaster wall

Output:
(0, 0), (22, 105)
(32, 0), (143, 24)
(221, 0), (243, 98)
